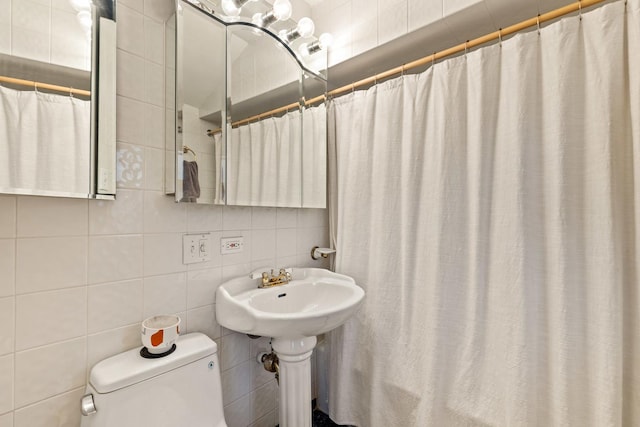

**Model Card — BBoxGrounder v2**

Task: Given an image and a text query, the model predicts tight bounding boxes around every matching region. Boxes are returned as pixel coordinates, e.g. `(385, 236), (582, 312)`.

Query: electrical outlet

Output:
(221, 236), (244, 254)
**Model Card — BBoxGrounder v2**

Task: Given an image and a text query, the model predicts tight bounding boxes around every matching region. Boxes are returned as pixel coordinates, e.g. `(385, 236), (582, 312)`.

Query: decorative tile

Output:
(116, 142), (145, 189)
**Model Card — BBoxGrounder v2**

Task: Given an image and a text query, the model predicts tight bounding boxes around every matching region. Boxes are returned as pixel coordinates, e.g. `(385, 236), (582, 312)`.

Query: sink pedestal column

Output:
(271, 336), (318, 427)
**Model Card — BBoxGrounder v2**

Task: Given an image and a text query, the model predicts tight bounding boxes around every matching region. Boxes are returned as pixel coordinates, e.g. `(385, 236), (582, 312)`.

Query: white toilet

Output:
(80, 332), (228, 427)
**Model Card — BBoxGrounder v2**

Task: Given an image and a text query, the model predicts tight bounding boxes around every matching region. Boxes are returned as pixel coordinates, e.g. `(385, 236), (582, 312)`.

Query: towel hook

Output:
(183, 145), (197, 161)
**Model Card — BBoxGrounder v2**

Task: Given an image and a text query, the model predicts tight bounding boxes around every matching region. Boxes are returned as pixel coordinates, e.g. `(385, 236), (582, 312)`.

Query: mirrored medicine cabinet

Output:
(165, 0), (328, 208)
(0, 0), (117, 199)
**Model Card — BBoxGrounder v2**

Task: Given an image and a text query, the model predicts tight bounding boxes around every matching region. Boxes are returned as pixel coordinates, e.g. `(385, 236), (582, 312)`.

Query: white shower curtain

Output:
(0, 87), (91, 195)
(328, 1), (639, 426)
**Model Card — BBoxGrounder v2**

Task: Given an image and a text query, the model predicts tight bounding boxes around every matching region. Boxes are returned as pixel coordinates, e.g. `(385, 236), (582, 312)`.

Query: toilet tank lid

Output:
(89, 332), (218, 394)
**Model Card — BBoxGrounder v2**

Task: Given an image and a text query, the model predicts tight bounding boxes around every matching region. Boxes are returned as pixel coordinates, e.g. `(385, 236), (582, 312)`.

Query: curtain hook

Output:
(578, 0), (582, 21)
(498, 28), (503, 46)
(34, 82), (39, 93)
(69, 87), (74, 98)
(536, 14), (541, 35)
(464, 40), (469, 57)
(401, 64), (406, 76)
(351, 83), (355, 93)
(432, 52), (436, 68)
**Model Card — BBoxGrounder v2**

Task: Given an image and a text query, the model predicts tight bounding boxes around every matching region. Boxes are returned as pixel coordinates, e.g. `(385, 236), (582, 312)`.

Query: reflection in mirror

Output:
(226, 24), (303, 207)
(0, 0), (116, 199)
(169, 0), (226, 204)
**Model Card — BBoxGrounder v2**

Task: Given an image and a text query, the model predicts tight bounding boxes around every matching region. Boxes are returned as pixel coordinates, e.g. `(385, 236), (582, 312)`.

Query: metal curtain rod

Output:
(210, 0), (607, 133)
(320, 0), (606, 100)
(0, 75), (91, 97)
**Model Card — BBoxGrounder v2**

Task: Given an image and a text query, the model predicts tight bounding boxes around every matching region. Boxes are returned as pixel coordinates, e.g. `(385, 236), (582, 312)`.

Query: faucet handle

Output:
(249, 267), (271, 279)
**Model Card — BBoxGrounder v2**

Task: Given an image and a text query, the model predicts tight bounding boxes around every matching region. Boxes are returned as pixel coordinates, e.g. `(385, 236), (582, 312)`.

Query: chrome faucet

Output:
(256, 268), (292, 288)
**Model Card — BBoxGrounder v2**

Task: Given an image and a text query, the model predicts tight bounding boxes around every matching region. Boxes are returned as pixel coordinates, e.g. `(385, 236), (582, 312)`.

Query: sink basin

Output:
(215, 268), (365, 338)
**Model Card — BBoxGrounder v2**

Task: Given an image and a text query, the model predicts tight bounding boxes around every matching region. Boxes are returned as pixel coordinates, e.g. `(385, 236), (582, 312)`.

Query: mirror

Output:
(0, 0), (117, 199)
(167, 0), (327, 208)
(169, 1), (226, 204)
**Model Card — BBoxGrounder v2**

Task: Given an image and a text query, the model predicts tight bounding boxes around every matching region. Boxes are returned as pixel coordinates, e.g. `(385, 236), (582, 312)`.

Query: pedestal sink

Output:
(215, 268), (365, 427)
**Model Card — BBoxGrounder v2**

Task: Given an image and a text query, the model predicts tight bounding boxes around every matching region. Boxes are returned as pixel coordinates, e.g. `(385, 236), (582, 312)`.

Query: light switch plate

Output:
(183, 233), (211, 264)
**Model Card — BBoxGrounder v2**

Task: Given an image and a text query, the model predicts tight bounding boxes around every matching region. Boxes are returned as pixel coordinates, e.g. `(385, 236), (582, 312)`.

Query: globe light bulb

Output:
(77, 10), (92, 29)
(319, 32), (333, 49)
(273, 0), (292, 21)
(297, 17), (315, 38)
(299, 43), (310, 56)
(69, 0), (91, 12)
(221, 0), (240, 16)
(252, 12), (263, 26)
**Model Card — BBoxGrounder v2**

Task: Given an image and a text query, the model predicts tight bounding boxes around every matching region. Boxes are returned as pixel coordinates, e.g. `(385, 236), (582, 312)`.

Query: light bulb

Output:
(221, 0), (240, 16)
(299, 43), (309, 56)
(297, 17), (315, 38)
(77, 10), (92, 29)
(69, 0), (91, 12)
(252, 12), (263, 26)
(319, 32), (333, 49)
(273, 0), (292, 21)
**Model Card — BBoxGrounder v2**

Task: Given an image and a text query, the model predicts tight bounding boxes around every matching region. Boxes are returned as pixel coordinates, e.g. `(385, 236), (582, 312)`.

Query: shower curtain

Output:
(327, 1), (639, 426)
(0, 86), (90, 194)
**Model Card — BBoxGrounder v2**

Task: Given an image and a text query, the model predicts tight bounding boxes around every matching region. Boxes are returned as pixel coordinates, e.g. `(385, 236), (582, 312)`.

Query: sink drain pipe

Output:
(258, 351), (280, 385)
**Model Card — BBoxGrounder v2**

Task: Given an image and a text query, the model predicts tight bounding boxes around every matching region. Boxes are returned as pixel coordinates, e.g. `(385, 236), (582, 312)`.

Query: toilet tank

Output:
(80, 332), (227, 427)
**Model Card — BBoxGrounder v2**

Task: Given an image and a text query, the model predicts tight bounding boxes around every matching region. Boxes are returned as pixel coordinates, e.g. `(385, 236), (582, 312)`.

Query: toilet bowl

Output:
(80, 332), (227, 427)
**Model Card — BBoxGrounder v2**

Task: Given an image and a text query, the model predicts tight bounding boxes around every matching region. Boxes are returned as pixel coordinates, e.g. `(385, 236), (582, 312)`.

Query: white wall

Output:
(310, 0), (579, 67)
(0, 0), (91, 70)
(0, 1), (330, 426)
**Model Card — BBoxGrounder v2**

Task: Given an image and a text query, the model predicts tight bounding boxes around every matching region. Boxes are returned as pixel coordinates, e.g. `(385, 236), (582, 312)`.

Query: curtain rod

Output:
(208, 0), (606, 135)
(315, 0), (606, 102)
(0, 75), (91, 97)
